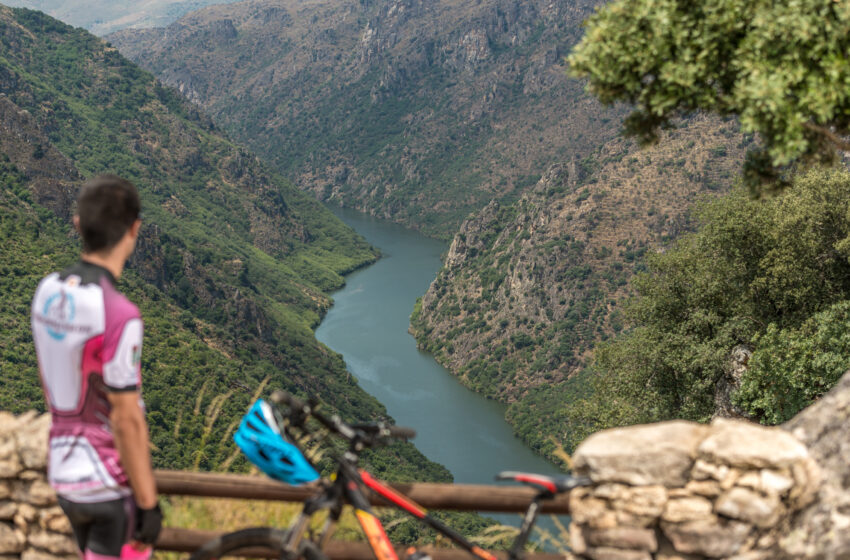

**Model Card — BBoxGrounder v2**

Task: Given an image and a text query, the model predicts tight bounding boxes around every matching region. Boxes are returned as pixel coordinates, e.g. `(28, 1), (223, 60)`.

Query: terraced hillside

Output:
(412, 116), (750, 460)
(109, 0), (623, 237)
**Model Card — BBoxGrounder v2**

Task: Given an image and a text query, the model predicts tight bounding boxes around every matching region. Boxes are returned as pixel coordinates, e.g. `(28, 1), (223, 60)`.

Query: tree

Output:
(564, 168), (850, 444)
(567, 0), (850, 188)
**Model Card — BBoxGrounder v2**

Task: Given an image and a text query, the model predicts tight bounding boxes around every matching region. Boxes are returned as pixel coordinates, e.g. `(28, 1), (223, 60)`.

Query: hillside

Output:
(108, 0), (623, 237)
(0, 5), (450, 483)
(411, 116), (749, 460)
(1, 0), (240, 34)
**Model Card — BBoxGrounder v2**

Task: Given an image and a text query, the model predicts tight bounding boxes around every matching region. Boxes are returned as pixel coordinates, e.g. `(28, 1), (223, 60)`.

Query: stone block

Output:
(0, 503), (14, 521)
(12, 481), (57, 507)
(592, 483), (629, 500)
(569, 522), (587, 555)
(614, 511), (657, 528)
(0, 483), (9, 501)
(584, 526), (658, 552)
(585, 547), (652, 560)
(691, 460), (729, 482)
(698, 418), (808, 469)
(759, 469), (793, 495)
(613, 486), (668, 518)
(788, 456), (821, 508)
(18, 471), (41, 481)
(38, 507), (71, 534)
(0, 438), (20, 479)
(574, 421), (710, 487)
(662, 496), (714, 523)
(14, 414), (49, 471)
(14, 504), (36, 524)
(661, 517), (751, 558)
(27, 529), (77, 555)
(0, 522), (25, 554)
(570, 489), (612, 525)
(684, 480), (721, 498)
(715, 487), (783, 528)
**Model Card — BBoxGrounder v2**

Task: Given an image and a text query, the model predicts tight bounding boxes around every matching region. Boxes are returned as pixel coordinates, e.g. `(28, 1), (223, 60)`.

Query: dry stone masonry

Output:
(568, 418), (821, 560)
(0, 411), (77, 560)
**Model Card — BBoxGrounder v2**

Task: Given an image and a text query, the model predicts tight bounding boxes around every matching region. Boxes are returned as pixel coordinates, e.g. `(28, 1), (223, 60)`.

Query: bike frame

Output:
(279, 454), (497, 560)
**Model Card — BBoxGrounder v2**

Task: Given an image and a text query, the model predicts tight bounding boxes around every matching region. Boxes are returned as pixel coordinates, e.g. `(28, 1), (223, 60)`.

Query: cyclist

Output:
(31, 175), (162, 560)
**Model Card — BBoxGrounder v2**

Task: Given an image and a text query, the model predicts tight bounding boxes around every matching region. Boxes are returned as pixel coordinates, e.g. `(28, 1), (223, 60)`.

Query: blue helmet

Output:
(234, 399), (320, 485)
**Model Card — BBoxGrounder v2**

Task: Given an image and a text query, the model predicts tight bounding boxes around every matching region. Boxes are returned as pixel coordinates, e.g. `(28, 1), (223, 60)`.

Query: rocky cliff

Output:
(411, 115), (748, 457)
(108, 0), (622, 237)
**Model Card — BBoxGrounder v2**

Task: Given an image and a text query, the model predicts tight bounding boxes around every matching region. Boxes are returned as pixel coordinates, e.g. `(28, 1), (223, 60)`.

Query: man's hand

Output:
(133, 503), (163, 545)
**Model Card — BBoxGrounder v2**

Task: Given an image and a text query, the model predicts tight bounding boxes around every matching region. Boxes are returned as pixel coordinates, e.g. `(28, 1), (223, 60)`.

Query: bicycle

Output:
(189, 391), (590, 560)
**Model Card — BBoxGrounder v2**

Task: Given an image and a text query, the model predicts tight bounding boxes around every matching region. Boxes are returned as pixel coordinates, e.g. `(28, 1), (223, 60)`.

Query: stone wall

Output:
(567, 418), (821, 560)
(0, 412), (77, 560)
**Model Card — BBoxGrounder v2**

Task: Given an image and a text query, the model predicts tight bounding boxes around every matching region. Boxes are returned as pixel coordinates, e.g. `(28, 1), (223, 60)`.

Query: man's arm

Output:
(107, 391), (157, 509)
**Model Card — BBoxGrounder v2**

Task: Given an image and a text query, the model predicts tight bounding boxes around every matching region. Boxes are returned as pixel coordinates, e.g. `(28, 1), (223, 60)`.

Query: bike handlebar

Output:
(270, 390), (416, 445)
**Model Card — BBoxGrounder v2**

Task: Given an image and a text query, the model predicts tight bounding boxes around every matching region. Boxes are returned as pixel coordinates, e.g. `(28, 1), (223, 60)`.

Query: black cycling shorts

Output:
(57, 495), (146, 559)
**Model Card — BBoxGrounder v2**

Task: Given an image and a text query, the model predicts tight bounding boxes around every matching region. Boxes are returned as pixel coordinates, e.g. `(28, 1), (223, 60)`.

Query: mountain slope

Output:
(1, 0), (241, 35)
(411, 116), (749, 460)
(108, 0), (622, 237)
(0, 5), (449, 483)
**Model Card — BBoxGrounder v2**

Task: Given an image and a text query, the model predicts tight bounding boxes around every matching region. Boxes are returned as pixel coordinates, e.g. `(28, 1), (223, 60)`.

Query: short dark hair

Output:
(76, 174), (141, 253)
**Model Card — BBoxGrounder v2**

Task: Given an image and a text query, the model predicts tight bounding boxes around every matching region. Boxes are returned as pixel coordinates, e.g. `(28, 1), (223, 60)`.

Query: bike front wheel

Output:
(189, 527), (329, 560)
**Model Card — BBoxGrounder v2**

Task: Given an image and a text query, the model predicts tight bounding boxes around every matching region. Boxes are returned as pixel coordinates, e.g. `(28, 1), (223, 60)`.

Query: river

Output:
(315, 208), (564, 531)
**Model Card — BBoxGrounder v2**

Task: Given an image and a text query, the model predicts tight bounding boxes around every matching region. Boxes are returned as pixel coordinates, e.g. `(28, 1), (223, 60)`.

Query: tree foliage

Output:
(568, 0), (850, 187)
(735, 300), (850, 424)
(566, 168), (850, 445)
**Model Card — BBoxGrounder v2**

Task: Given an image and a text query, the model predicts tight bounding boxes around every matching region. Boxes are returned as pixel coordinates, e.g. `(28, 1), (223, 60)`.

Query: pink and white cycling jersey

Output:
(31, 261), (143, 503)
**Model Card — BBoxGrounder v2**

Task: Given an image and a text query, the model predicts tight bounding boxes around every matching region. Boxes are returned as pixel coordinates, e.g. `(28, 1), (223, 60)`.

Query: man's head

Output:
(74, 175), (141, 256)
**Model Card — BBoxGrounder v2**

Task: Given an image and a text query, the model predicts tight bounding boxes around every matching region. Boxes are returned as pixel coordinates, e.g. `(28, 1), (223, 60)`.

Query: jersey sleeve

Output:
(103, 318), (143, 392)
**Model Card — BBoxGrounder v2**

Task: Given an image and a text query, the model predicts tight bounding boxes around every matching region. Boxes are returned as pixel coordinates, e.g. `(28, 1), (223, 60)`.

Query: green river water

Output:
(315, 208), (565, 533)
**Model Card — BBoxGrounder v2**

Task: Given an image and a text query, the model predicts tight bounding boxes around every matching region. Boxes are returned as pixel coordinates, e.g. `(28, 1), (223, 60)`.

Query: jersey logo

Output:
(42, 290), (76, 341)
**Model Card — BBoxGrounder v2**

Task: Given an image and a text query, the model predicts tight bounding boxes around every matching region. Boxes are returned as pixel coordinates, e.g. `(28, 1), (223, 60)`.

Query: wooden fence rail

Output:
(154, 470), (573, 513)
(152, 470), (573, 559)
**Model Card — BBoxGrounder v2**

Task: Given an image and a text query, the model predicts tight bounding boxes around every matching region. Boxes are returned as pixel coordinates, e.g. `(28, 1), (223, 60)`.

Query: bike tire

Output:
(189, 527), (329, 560)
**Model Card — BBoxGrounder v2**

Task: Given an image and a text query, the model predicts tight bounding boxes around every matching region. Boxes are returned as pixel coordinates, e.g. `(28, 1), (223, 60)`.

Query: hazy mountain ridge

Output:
(108, 0), (623, 237)
(411, 116), (749, 459)
(0, 5), (457, 484)
(1, 0), (242, 35)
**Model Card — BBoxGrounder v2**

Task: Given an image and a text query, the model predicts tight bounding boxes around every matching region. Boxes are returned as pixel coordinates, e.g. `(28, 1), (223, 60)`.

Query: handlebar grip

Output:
(387, 426), (416, 440)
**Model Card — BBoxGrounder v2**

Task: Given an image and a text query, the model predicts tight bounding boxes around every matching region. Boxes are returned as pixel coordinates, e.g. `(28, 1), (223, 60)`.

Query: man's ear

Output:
(129, 219), (142, 239)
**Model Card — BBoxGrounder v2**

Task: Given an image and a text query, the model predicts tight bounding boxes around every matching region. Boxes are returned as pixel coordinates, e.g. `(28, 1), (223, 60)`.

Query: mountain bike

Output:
(189, 391), (590, 560)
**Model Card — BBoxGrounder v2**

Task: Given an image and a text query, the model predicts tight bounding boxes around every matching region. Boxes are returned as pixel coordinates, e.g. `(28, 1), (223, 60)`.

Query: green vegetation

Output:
(0, 5), (455, 486)
(568, 0), (850, 188)
(735, 300), (850, 424)
(565, 167), (850, 447)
